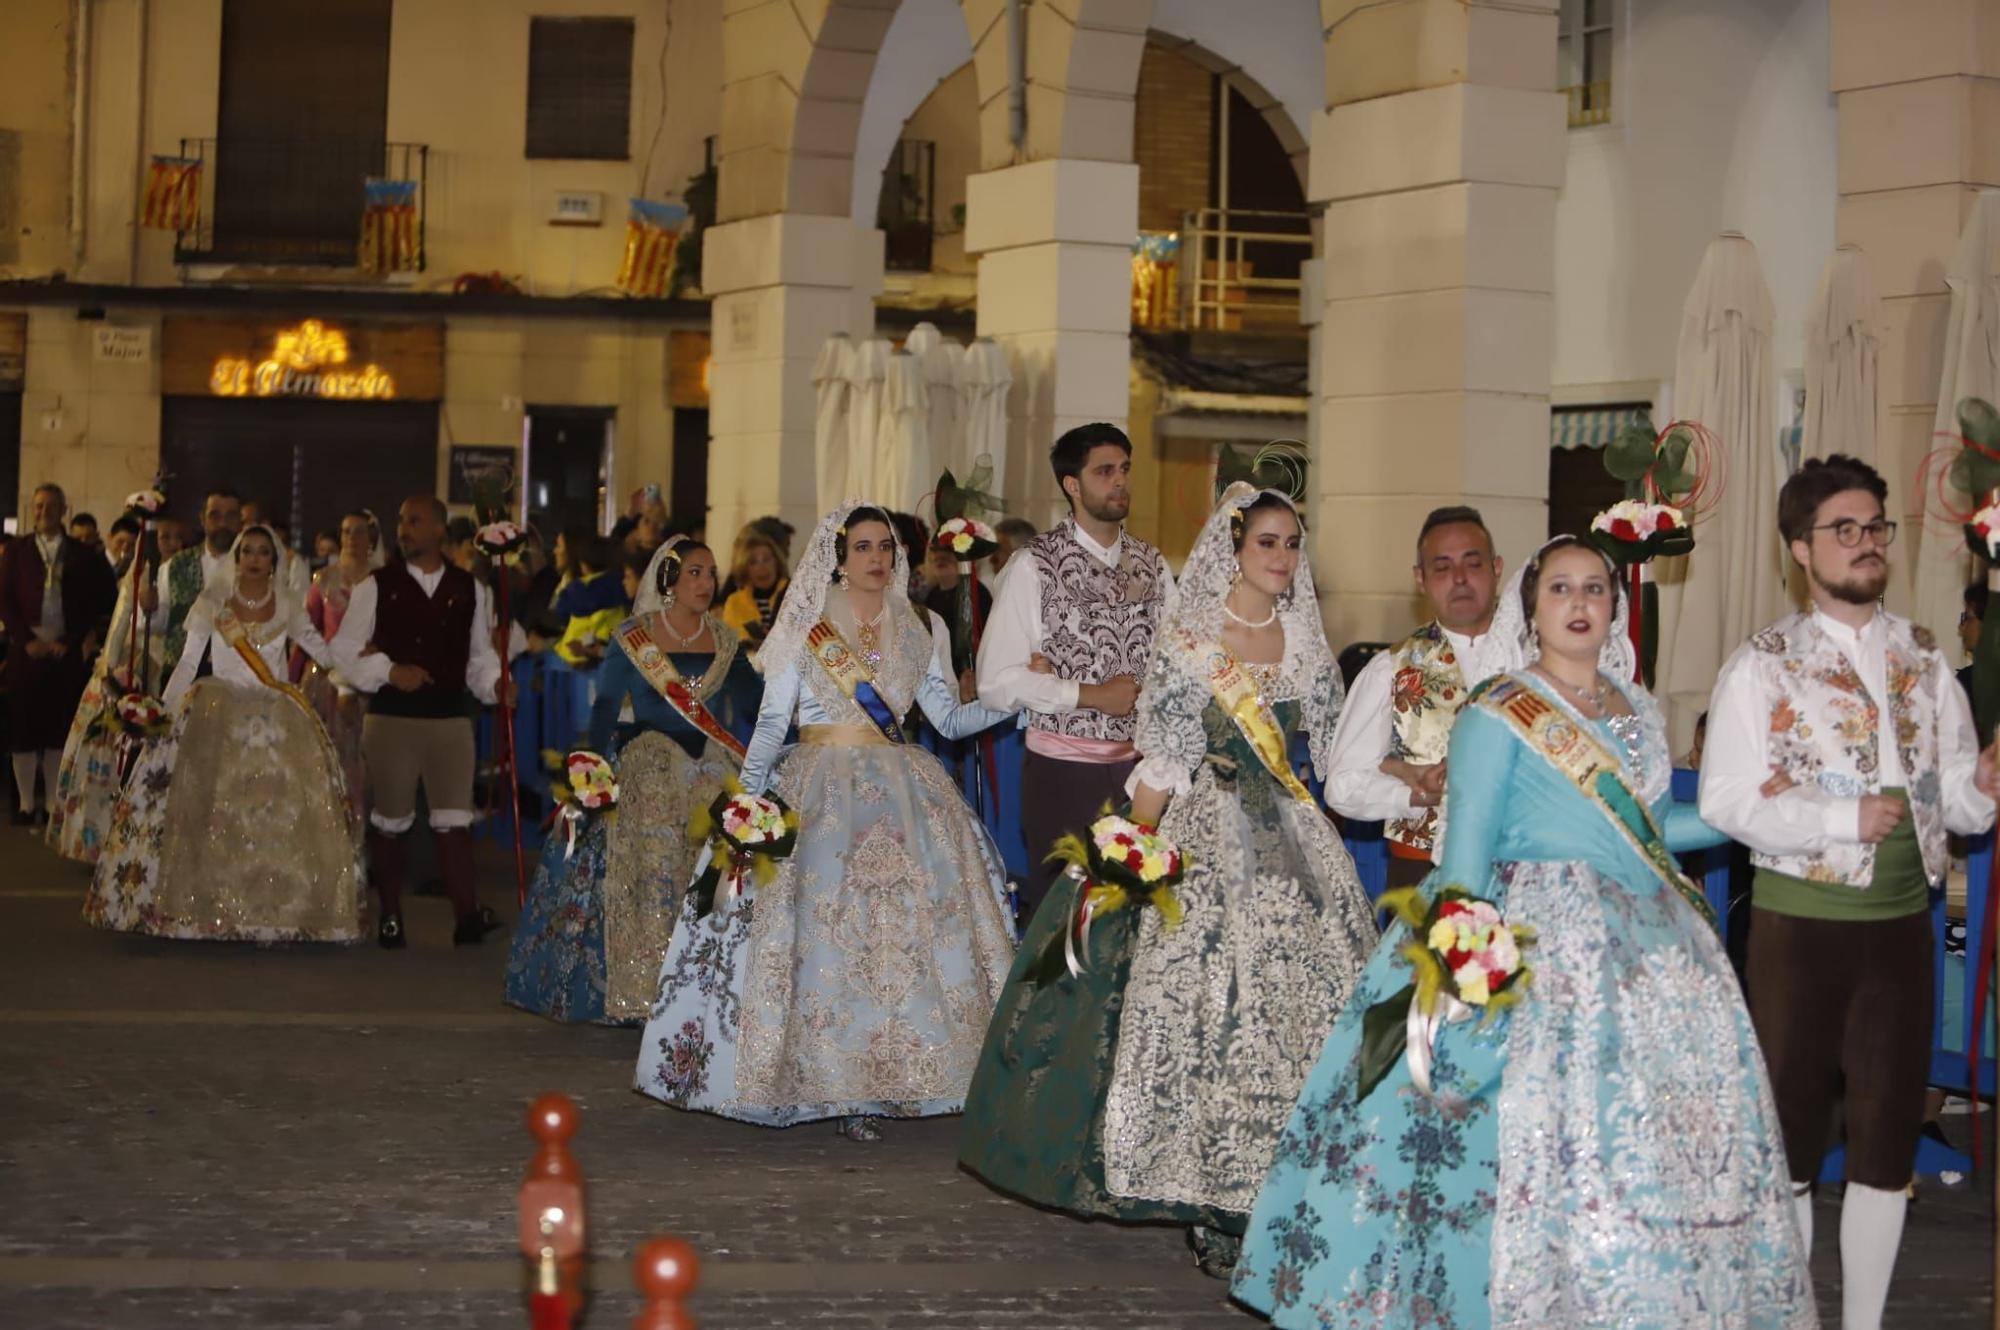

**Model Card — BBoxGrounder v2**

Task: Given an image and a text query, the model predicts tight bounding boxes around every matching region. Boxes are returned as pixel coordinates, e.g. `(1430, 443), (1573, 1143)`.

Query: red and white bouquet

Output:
(1028, 807), (1189, 984)
(1965, 499), (2000, 561)
(933, 516), (1000, 563)
(545, 749), (619, 859)
(475, 519), (529, 565)
(110, 691), (172, 740)
(1356, 884), (1536, 1101)
(688, 779), (800, 917)
(122, 487), (167, 522)
(1588, 500), (1692, 565)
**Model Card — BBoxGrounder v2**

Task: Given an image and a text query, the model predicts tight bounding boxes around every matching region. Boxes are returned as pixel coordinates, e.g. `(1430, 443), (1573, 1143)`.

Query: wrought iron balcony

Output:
(171, 137), (429, 270)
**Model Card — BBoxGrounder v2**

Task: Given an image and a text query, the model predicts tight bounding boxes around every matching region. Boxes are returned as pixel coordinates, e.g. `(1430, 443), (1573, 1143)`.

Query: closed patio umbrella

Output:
(812, 334), (855, 516)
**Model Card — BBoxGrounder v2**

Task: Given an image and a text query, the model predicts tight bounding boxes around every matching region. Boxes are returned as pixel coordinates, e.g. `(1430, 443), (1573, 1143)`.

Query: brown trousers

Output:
(1017, 748), (1136, 924)
(1385, 851), (1433, 891)
(1745, 906), (1933, 1189)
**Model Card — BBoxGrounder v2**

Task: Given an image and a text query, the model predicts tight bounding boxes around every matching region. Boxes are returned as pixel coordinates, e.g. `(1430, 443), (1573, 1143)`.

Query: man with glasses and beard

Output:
(976, 423), (1174, 923)
(1700, 453), (2000, 1330)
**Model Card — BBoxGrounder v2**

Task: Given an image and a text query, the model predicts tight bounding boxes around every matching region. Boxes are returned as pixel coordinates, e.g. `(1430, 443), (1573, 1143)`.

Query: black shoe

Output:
(378, 912), (407, 950)
(10, 809), (34, 828)
(452, 905), (503, 946)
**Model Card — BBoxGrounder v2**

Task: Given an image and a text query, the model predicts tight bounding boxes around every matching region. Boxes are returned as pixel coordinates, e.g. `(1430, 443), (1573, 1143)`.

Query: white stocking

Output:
(11, 753), (38, 811)
(1791, 1181), (1813, 1255)
(1840, 1181), (1908, 1330)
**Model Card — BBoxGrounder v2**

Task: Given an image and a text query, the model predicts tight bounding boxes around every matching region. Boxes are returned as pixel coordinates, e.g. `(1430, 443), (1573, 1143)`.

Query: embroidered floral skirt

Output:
(505, 732), (736, 1025)
(960, 764), (1377, 1225)
(633, 739), (1016, 1125)
(45, 670), (123, 864)
(1231, 858), (1815, 1330)
(301, 664), (367, 825)
(83, 679), (364, 944)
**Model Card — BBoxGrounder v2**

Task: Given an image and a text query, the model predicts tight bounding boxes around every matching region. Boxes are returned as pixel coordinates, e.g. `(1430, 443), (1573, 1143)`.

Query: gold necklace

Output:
(853, 602), (888, 669)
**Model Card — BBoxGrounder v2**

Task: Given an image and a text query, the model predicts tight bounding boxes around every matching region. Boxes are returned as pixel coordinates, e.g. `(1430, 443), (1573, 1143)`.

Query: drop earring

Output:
(838, 570), (852, 592)
(662, 587), (676, 608)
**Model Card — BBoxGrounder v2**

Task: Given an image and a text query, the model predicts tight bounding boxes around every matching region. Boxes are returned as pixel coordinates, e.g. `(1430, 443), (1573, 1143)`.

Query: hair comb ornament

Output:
(1212, 439), (1309, 505)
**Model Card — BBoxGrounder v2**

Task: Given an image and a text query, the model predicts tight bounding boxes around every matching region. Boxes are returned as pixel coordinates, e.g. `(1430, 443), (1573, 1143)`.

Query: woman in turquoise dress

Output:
(1232, 536), (1815, 1330)
(632, 503), (1019, 1141)
(505, 537), (758, 1025)
(960, 485), (1379, 1275)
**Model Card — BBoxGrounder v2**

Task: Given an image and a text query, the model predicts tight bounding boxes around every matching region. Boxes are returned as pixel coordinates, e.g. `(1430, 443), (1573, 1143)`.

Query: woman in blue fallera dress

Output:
(505, 538), (758, 1025)
(633, 502), (1019, 1142)
(1232, 537), (1816, 1330)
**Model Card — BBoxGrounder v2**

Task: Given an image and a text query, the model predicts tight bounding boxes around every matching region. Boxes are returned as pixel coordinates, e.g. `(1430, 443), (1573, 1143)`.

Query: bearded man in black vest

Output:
(331, 495), (508, 948)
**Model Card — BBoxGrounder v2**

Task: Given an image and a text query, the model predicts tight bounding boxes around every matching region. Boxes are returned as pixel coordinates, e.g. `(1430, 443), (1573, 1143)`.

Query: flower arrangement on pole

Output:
(470, 467), (531, 904)
(927, 462), (1008, 821)
(1594, 420), (1723, 685)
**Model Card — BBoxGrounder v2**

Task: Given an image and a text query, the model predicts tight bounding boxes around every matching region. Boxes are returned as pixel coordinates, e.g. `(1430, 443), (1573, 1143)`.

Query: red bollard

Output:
(632, 1237), (701, 1330)
(518, 1093), (587, 1330)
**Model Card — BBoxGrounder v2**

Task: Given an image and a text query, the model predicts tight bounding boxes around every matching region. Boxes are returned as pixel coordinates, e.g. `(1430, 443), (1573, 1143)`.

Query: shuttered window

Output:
(525, 17), (634, 161)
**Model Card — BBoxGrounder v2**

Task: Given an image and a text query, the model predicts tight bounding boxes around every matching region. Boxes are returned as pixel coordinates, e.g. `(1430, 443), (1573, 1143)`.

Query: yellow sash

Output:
(806, 620), (904, 744)
(214, 608), (323, 731)
(1477, 676), (1715, 926)
(614, 617), (747, 761)
(1200, 639), (1316, 807)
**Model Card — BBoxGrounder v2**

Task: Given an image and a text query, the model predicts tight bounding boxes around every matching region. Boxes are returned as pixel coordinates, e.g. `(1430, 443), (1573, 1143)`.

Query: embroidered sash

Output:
(1199, 639), (1317, 807)
(806, 620), (904, 745)
(1477, 676), (1716, 927)
(214, 608), (322, 731)
(614, 616), (747, 761)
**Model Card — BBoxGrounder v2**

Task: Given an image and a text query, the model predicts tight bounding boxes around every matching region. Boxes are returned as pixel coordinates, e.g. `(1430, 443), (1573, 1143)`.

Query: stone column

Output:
(1307, 0), (1565, 649)
(702, 214), (883, 544)
(964, 158), (1140, 526)
(1830, 0), (2000, 630)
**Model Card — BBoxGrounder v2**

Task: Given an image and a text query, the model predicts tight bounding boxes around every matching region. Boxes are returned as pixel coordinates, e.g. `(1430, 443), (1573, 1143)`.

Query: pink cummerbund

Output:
(1025, 729), (1138, 764)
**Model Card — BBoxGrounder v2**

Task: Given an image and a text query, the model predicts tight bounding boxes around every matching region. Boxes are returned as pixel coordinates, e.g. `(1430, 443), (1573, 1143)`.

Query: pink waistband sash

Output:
(1025, 729), (1137, 764)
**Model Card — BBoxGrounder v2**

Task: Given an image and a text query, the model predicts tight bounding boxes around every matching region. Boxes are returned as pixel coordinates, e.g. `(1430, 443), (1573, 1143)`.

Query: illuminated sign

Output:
(209, 319), (396, 399)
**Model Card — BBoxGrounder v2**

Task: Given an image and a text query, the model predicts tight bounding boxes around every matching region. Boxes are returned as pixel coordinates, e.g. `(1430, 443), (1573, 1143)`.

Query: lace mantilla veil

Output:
(752, 499), (918, 686)
(1488, 536), (1638, 680)
(191, 523), (289, 619)
(631, 534), (690, 618)
(1137, 482), (1343, 778)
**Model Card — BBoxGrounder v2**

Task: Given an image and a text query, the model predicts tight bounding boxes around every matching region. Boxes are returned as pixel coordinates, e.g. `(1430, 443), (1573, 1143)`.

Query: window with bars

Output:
(1556, 0), (1614, 128)
(525, 17), (634, 160)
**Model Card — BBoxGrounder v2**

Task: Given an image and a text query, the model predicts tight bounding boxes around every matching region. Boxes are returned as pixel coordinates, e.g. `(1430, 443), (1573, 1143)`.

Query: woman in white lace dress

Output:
(84, 525), (364, 944)
(959, 484), (1379, 1275)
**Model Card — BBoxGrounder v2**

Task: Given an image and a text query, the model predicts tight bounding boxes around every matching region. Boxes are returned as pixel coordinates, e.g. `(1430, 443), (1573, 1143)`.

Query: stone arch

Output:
(964, 0), (1154, 169)
(1144, 32), (1311, 193)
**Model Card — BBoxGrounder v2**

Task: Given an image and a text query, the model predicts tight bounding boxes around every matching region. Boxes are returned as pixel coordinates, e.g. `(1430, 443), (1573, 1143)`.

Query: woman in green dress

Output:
(959, 483), (1379, 1274)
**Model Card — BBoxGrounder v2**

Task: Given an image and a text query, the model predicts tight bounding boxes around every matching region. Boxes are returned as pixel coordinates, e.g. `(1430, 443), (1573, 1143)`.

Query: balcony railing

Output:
(1563, 81), (1612, 128)
(172, 137), (429, 269)
(1177, 206), (1312, 332)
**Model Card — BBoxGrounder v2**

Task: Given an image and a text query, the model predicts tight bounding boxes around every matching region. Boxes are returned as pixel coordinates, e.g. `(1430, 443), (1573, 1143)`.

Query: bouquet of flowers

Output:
(121, 486), (167, 524)
(687, 779), (800, 917)
(1965, 497), (2000, 562)
(475, 519), (529, 565)
(1588, 500), (1693, 564)
(1356, 884), (1535, 1102)
(933, 516), (999, 563)
(91, 690), (172, 742)
(1027, 807), (1189, 984)
(543, 749), (619, 859)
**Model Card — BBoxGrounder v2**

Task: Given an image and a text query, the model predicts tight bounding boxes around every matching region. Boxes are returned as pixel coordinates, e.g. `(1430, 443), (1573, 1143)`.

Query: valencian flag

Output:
(142, 156), (201, 231)
(358, 177), (422, 274)
(617, 198), (688, 297)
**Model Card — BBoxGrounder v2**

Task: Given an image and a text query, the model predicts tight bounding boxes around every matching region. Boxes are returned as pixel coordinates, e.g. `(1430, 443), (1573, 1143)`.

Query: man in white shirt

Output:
(331, 495), (507, 950)
(1323, 506), (1509, 889)
(1700, 453), (2000, 1330)
(139, 487), (242, 680)
(976, 424), (1174, 921)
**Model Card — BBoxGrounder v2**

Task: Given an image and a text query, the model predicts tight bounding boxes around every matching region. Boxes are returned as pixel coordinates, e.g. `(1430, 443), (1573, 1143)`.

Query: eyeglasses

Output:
(1810, 519), (1897, 549)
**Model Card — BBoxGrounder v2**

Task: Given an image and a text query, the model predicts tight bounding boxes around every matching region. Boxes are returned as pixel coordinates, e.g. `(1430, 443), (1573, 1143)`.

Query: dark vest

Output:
(369, 562), (477, 719)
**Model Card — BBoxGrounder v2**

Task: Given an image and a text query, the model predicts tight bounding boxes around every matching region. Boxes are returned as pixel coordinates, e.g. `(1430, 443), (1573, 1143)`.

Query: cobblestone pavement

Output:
(0, 824), (1990, 1327)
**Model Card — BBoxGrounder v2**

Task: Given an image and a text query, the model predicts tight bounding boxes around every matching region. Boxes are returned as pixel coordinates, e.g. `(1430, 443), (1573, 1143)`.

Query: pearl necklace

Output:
(233, 583), (275, 613)
(1223, 598), (1278, 630)
(657, 610), (705, 647)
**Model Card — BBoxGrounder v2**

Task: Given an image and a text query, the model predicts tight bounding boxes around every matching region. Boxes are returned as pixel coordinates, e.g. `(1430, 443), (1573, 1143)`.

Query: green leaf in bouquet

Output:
(1649, 527), (1696, 560)
(1603, 424), (1658, 482)
(1959, 397), (2000, 453)
(934, 470), (967, 524)
(1356, 982), (1417, 1104)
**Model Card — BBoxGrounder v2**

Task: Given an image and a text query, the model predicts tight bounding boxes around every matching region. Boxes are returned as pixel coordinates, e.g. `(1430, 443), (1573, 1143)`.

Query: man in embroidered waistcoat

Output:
(0, 484), (117, 824)
(139, 486), (242, 681)
(331, 495), (507, 950)
(1323, 506), (1510, 888)
(977, 423), (1174, 921)
(1701, 454), (2000, 1330)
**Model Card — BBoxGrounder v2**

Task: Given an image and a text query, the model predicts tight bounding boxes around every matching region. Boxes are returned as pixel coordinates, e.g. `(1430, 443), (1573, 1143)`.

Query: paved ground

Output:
(0, 823), (1990, 1328)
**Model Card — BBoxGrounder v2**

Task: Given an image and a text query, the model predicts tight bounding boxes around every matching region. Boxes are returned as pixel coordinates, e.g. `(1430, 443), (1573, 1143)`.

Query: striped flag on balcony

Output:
(359, 178), (421, 275)
(617, 198), (689, 298)
(141, 156), (201, 231)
